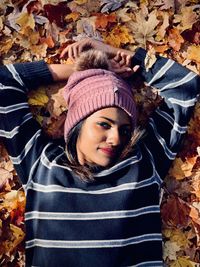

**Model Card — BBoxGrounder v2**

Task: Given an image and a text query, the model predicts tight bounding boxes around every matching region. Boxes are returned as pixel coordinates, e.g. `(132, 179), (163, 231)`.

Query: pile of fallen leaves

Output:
(0, 0), (200, 266)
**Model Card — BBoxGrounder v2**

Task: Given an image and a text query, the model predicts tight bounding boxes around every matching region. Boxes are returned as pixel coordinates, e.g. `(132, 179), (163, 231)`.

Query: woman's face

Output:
(76, 107), (132, 167)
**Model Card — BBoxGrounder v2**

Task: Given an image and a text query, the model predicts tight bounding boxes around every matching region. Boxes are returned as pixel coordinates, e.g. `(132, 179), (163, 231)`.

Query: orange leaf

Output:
(95, 13), (116, 29)
(40, 35), (55, 48)
(102, 25), (134, 48)
(168, 28), (184, 51)
(187, 45), (200, 63)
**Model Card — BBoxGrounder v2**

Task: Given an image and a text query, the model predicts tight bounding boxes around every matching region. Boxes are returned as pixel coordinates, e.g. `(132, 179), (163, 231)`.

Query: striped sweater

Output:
(0, 49), (199, 267)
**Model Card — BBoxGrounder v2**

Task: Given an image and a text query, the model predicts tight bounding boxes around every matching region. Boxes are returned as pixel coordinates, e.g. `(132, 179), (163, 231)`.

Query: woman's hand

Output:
(60, 38), (116, 61)
(60, 37), (132, 62)
(110, 51), (140, 78)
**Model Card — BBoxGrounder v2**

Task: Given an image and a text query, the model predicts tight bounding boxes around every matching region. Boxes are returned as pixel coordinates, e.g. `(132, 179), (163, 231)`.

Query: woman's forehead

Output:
(87, 107), (131, 124)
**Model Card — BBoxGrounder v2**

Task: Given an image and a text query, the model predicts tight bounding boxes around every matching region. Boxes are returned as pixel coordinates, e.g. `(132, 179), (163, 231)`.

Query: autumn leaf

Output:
(163, 240), (181, 261)
(169, 156), (198, 180)
(40, 35), (55, 48)
(44, 2), (71, 27)
(128, 10), (160, 47)
(102, 25), (134, 47)
(95, 13), (116, 29)
(187, 45), (200, 63)
(28, 87), (49, 106)
(168, 28), (184, 51)
(171, 256), (197, 267)
(16, 12), (35, 34)
(161, 196), (190, 227)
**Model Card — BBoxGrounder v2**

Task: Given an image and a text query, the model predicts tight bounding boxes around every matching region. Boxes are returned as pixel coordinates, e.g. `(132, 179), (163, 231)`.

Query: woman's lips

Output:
(100, 147), (117, 157)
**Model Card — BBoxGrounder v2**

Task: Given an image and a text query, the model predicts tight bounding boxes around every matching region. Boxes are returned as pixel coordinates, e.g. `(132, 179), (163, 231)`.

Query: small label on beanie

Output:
(113, 86), (118, 93)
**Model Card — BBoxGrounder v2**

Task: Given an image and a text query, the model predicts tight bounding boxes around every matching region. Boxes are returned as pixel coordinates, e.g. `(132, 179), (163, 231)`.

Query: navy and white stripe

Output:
(0, 50), (199, 267)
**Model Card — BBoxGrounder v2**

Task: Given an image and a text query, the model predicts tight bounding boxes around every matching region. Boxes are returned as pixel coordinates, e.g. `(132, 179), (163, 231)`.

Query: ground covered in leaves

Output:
(0, 0), (200, 266)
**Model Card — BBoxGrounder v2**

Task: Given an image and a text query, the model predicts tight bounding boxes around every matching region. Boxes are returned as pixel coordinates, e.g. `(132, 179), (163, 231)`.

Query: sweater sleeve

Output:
(0, 61), (54, 186)
(131, 48), (200, 181)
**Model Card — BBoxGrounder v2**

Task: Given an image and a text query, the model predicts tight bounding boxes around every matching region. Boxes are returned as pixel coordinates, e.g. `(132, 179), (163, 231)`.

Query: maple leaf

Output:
(163, 228), (191, 248)
(187, 45), (200, 63)
(95, 13), (116, 29)
(169, 156), (198, 180)
(40, 35), (55, 48)
(28, 88), (49, 106)
(16, 12), (35, 34)
(44, 2), (71, 28)
(161, 195), (190, 227)
(128, 9), (159, 47)
(163, 240), (181, 261)
(154, 0), (175, 10)
(100, 0), (127, 13)
(0, 168), (13, 190)
(156, 12), (169, 41)
(174, 6), (198, 32)
(171, 256), (197, 267)
(168, 28), (184, 51)
(116, 8), (132, 23)
(102, 24), (134, 48)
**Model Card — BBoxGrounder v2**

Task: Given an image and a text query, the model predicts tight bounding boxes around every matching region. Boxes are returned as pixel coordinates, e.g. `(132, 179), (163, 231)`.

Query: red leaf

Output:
(44, 2), (71, 28)
(181, 21), (200, 45)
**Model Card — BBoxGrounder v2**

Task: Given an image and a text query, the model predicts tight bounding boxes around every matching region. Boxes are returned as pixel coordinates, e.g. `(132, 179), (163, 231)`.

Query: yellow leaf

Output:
(74, 0), (87, 4)
(28, 88), (49, 106)
(65, 12), (80, 22)
(171, 257), (197, 267)
(102, 25), (134, 48)
(187, 45), (200, 63)
(0, 39), (13, 53)
(16, 12), (35, 33)
(163, 228), (191, 248)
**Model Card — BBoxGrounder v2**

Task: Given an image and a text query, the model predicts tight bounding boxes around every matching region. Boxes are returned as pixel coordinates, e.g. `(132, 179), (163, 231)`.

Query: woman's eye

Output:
(97, 122), (111, 129)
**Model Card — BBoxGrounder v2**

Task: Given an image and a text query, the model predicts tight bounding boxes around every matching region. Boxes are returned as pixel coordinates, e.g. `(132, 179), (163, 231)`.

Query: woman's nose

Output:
(106, 129), (121, 146)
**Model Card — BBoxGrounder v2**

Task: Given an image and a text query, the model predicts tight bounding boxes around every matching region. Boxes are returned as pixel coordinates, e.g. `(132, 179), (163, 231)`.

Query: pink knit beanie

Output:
(63, 68), (137, 141)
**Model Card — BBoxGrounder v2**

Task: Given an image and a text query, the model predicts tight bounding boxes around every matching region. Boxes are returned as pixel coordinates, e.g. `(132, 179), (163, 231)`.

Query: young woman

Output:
(0, 38), (199, 267)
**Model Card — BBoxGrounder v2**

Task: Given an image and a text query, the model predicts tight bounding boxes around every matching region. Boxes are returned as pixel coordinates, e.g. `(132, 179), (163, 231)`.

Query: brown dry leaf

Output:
(144, 46), (157, 71)
(169, 156), (198, 180)
(128, 9), (160, 47)
(191, 172), (200, 198)
(168, 28), (185, 51)
(156, 12), (169, 41)
(116, 8), (132, 23)
(161, 196), (190, 227)
(174, 6), (198, 32)
(0, 168), (13, 189)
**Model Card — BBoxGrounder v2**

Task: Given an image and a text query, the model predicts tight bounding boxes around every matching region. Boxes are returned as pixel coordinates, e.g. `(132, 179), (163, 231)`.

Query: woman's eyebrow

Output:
(99, 116), (131, 126)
